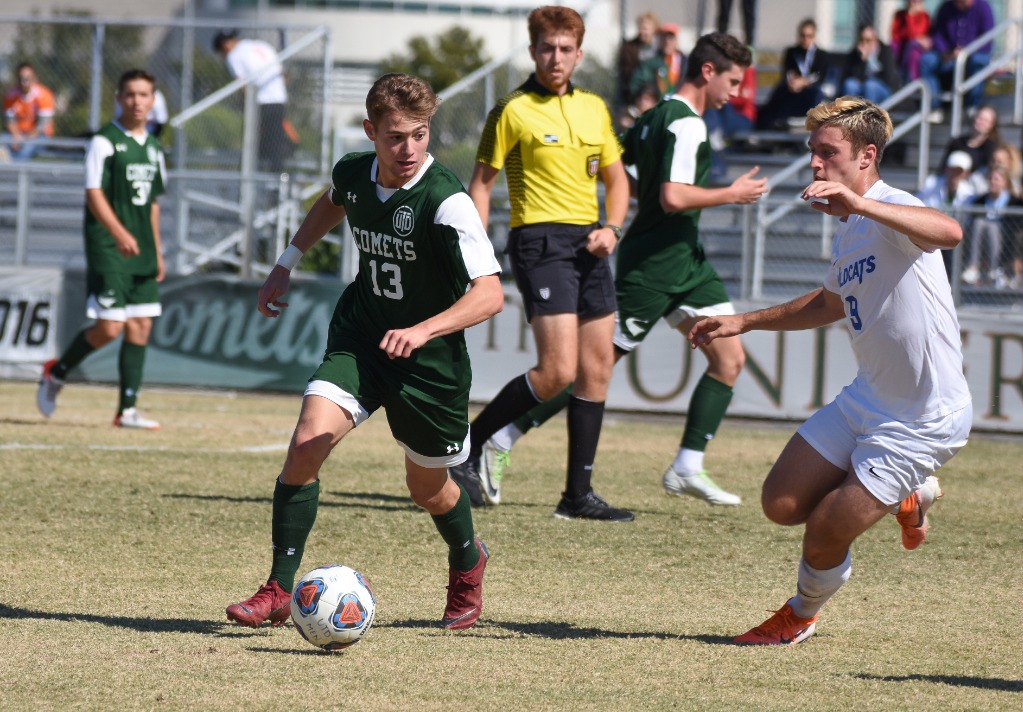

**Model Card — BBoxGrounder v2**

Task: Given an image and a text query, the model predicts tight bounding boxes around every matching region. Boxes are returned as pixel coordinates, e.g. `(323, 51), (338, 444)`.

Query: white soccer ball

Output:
(290, 564), (376, 651)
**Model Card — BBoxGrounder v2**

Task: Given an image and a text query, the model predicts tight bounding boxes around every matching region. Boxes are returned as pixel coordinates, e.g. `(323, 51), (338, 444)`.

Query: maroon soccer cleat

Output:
(226, 581), (291, 628)
(442, 539), (489, 630)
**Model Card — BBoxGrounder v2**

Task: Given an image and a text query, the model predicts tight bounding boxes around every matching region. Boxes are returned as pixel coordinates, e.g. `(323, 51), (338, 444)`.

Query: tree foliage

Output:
(379, 26), (487, 93)
(11, 11), (145, 137)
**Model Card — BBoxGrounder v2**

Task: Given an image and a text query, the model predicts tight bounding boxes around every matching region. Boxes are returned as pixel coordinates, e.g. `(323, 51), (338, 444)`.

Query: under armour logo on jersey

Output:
(347, 192), (357, 203)
(446, 444), (460, 453)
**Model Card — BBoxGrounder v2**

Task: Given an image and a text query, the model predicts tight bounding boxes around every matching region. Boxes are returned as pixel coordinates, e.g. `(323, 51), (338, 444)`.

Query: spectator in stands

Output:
(919, 0), (995, 119)
(940, 104), (1000, 191)
(213, 30), (294, 173)
(890, 0), (931, 82)
(630, 23), (686, 101)
(917, 150), (977, 277)
(616, 11), (661, 113)
(620, 82), (663, 130)
(991, 142), (1022, 195)
(757, 19), (832, 131)
(115, 86), (169, 138)
(2, 62), (56, 161)
(717, 0), (758, 45)
(839, 24), (900, 105)
(962, 166), (1022, 287)
(705, 60), (757, 182)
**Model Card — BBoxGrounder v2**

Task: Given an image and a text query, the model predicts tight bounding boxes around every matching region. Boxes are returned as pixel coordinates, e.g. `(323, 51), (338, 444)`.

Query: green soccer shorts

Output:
(308, 344), (471, 468)
(85, 270), (161, 322)
(613, 266), (732, 352)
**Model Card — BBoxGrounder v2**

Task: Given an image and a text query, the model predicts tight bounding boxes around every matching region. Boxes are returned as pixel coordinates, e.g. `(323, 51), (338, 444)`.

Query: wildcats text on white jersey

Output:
(837, 255), (876, 287)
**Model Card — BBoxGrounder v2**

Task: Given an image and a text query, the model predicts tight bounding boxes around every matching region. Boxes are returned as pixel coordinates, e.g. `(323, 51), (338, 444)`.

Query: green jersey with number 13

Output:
(326, 151), (500, 391)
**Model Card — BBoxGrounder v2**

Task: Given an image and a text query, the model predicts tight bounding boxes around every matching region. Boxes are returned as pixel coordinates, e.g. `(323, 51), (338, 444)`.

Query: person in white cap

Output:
(916, 149), (977, 277)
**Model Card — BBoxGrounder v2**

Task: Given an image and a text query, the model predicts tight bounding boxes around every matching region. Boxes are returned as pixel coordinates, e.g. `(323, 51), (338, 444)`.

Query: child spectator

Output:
(962, 167), (1023, 287)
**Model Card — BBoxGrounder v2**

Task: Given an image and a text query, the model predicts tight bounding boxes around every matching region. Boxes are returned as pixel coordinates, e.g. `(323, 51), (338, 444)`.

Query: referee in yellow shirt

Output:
(450, 5), (633, 521)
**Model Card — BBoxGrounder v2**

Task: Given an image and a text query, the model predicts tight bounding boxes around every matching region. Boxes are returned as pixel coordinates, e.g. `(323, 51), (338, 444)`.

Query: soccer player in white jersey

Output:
(689, 96), (972, 645)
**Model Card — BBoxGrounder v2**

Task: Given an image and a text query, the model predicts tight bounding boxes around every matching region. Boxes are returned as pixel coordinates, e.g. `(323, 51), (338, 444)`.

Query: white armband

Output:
(276, 244), (304, 271)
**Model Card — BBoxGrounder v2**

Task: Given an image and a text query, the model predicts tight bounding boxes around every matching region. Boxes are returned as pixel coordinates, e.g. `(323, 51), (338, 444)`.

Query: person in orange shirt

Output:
(3, 63), (56, 160)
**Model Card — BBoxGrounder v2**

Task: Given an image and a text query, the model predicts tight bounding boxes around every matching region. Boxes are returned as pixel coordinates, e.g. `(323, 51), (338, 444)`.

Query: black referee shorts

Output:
(506, 222), (616, 322)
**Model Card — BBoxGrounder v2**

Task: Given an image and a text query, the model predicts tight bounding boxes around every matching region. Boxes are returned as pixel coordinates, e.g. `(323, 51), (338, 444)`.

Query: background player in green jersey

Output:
(451, 5), (634, 522)
(226, 74), (503, 631)
(37, 69), (166, 430)
(476, 33), (768, 508)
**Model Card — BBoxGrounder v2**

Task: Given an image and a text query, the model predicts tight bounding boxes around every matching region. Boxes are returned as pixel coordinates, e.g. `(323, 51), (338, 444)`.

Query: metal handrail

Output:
(951, 19), (1023, 136)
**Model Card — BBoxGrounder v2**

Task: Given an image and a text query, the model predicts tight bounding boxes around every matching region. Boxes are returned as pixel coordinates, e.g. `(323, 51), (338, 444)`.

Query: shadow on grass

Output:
(0, 602), (252, 638)
(164, 491), (419, 513)
(379, 617), (733, 644)
(855, 673), (1023, 692)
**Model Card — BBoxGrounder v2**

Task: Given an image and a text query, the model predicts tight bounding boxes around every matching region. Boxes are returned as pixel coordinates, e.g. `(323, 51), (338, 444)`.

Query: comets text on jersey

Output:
(350, 224), (417, 262)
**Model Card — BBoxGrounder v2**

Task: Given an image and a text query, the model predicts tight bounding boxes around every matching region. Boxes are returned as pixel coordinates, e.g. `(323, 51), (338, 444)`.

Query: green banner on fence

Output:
(62, 272), (339, 392)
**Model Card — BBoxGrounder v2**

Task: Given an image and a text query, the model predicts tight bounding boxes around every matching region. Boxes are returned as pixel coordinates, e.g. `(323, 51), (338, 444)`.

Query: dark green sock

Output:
(53, 330), (97, 380)
(680, 374), (734, 452)
(118, 341), (147, 412)
(431, 486), (479, 571)
(512, 385), (573, 434)
(269, 479), (320, 593)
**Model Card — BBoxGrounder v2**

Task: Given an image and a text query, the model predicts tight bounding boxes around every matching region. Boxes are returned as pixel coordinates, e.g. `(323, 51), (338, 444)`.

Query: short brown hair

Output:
(684, 32), (752, 82)
(365, 73), (439, 126)
(528, 5), (586, 48)
(805, 96), (893, 166)
(117, 69), (156, 94)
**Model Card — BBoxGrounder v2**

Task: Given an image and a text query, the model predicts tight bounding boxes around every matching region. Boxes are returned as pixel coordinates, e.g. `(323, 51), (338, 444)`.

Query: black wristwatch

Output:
(605, 224), (623, 240)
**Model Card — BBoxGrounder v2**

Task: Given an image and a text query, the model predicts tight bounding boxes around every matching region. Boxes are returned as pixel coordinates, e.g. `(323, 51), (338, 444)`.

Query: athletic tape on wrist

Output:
(276, 244), (304, 271)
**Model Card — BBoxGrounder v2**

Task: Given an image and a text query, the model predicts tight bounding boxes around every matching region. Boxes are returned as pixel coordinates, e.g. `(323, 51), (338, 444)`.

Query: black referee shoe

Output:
(449, 454), (486, 507)
(553, 491), (635, 522)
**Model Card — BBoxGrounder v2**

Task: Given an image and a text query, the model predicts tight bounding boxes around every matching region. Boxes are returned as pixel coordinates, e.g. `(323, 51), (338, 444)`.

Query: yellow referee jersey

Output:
(475, 74), (623, 229)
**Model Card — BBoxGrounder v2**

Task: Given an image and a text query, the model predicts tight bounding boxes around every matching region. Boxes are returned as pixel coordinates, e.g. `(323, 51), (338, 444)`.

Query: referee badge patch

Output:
(587, 154), (600, 177)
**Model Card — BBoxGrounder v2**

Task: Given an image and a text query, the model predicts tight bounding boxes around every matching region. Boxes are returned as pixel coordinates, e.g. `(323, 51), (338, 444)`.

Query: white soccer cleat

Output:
(480, 438), (510, 505)
(114, 407), (161, 430)
(663, 466), (741, 506)
(36, 359), (64, 418)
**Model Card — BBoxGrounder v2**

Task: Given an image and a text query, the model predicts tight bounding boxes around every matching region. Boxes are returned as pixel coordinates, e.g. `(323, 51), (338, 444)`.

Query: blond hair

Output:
(805, 96), (894, 166)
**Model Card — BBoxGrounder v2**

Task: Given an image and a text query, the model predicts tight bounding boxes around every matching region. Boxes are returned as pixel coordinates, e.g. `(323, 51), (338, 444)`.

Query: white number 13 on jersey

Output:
(369, 259), (404, 300)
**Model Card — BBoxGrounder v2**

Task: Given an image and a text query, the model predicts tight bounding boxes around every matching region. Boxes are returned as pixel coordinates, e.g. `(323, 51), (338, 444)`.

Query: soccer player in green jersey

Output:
(36, 69), (166, 429)
(475, 33), (769, 507)
(226, 73), (504, 630)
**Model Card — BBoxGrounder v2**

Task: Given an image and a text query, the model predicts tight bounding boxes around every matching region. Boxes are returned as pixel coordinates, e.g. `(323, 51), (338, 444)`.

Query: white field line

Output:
(0, 442), (289, 453)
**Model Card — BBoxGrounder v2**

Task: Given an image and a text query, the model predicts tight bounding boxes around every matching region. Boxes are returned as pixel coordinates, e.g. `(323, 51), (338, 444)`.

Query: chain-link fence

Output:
(0, 14), (332, 279)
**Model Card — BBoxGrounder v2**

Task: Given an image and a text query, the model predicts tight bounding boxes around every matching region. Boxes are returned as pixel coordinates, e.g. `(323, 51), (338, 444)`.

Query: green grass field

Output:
(2, 380), (1021, 710)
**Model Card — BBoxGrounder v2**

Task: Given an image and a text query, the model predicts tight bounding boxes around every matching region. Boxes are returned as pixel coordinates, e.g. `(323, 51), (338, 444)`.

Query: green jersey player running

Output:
(226, 74), (503, 631)
(473, 33), (767, 507)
